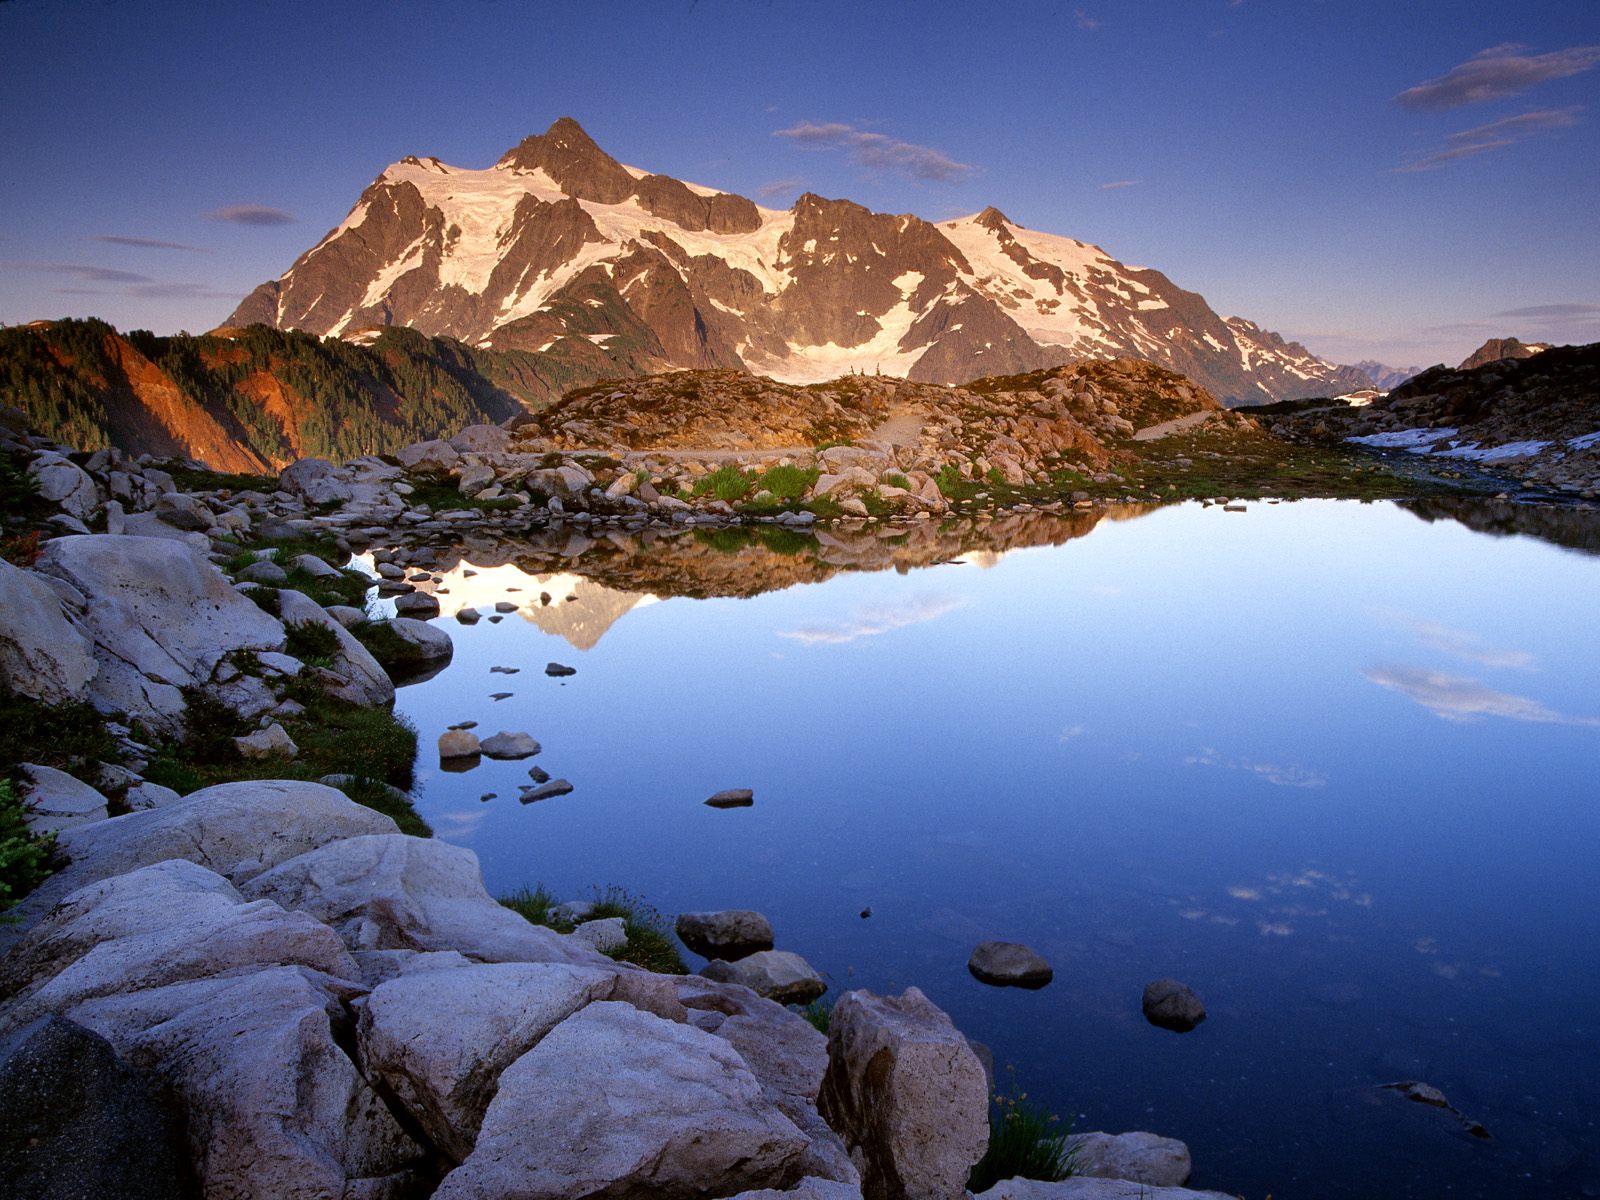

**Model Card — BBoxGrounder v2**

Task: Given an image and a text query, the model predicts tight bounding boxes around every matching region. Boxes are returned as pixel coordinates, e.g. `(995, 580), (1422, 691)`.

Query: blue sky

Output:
(1, 0), (1596, 367)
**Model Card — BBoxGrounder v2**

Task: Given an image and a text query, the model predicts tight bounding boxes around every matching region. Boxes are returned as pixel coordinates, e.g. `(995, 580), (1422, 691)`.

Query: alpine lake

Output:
(364, 496), (1600, 1200)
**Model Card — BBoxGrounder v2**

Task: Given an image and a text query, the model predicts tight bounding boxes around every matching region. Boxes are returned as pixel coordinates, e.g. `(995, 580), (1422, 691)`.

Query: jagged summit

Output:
(227, 117), (1368, 404)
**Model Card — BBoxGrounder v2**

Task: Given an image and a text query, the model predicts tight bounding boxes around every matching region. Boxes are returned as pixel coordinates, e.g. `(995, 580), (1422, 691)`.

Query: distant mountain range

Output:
(1349, 360), (1425, 391)
(228, 117), (1375, 406)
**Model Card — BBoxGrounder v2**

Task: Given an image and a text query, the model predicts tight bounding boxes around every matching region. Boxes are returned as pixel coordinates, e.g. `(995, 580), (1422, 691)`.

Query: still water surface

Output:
(376, 499), (1600, 1199)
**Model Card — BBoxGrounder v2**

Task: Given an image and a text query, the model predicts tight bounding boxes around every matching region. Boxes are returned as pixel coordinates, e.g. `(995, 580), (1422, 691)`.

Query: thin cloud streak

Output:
(93, 235), (210, 253)
(1377, 610), (1537, 670)
(1392, 107), (1581, 173)
(1100, 179), (1139, 190)
(204, 204), (297, 227)
(754, 177), (805, 199)
(774, 121), (977, 182)
(1364, 665), (1600, 727)
(1395, 43), (1600, 110)
(779, 594), (968, 646)
(1494, 303), (1600, 320)
(4, 261), (152, 284)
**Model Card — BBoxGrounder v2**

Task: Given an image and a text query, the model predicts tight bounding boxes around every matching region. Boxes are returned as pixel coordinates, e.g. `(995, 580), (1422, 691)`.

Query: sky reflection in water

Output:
(380, 499), (1600, 1200)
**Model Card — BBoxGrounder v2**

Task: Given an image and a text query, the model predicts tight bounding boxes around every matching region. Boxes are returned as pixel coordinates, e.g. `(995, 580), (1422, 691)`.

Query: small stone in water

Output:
(704, 788), (754, 809)
(545, 662), (577, 677)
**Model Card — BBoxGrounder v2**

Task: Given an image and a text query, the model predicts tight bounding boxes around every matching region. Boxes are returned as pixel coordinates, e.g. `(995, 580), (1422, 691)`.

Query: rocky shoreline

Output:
(0, 407), (1252, 1197)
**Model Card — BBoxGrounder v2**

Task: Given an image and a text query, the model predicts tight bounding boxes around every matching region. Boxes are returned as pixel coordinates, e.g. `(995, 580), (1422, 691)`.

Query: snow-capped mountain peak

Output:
(229, 117), (1367, 404)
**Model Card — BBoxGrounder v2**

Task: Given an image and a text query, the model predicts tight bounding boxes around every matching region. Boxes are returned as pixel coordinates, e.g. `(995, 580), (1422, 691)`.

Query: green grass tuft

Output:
(795, 997), (834, 1035)
(0, 778), (57, 913)
(754, 463), (819, 502)
(500, 883), (688, 974)
(968, 1082), (1079, 1193)
(691, 465), (758, 503)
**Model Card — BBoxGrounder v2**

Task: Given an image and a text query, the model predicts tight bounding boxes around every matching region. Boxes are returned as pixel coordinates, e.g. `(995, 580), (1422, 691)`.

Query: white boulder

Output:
(433, 1001), (810, 1200)
(0, 557), (97, 705)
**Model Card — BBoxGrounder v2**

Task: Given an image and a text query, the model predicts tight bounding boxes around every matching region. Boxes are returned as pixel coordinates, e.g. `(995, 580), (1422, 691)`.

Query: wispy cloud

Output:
(1074, 9), (1101, 30)
(755, 177), (805, 200)
(204, 204), (297, 227)
(4, 260), (152, 284)
(1396, 43), (1600, 110)
(779, 593), (968, 645)
(1392, 107), (1581, 173)
(1184, 747), (1329, 788)
(1378, 610), (1537, 670)
(5, 260), (237, 303)
(774, 121), (977, 182)
(92, 234), (210, 253)
(1493, 302), (1600, 321)
(1364, 664), (1600, 726)
(125, 281), (240, 300)
(1099, 179), (1139, 190)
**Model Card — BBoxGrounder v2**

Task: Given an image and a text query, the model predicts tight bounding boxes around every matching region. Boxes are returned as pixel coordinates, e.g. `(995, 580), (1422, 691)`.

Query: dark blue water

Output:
(374, 499), (1600, 1199)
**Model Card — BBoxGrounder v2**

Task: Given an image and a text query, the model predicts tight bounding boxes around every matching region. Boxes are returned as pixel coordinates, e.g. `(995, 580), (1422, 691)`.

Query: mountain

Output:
(1457, 337), (1552, 371)
(229, 117), (1368, 406)
(0, 318), (552, 470)
(1350, 359), (1424, 390)
(1262, 341), (1600, 498)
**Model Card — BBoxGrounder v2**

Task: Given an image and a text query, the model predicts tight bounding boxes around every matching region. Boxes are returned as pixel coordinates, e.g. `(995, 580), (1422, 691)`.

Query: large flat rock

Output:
(434, 1000), (810, 1200)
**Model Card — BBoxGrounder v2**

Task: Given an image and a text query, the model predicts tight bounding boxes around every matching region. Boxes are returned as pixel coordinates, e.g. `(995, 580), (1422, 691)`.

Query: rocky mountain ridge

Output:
(0, 318), (555, 471)
(229, 117), (1370, 406)
(1263, 341), (1600, 498)
(1457, 336), (1552, 371)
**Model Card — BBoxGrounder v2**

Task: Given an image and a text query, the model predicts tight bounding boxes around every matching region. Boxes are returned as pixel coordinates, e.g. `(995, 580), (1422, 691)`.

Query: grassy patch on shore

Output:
(692, 465), (757, 503)
(0, 692), (123, 783)
(141, 688), (428, 835)
(1099, 426), (1461, 502)
(153, 462), (276, 494)
(401, 476), (522, 512)
(500, 883), (688, 974)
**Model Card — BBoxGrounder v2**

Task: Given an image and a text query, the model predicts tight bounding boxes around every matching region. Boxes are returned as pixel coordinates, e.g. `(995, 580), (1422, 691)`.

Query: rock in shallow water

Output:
(705, 788), (755, 808)
(676, 910), (775, 962)
(438, 729), (482, 760)
(480, 731), (541, 759)
(967, 941), (1053, 989)
(1142, 979), (1206, 1032)
(393, 591), (440, 619)
(521, 778), (573, 802)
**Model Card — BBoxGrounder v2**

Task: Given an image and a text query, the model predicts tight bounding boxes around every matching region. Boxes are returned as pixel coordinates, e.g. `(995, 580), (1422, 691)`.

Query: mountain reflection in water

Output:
(380, 497), (1600, 650)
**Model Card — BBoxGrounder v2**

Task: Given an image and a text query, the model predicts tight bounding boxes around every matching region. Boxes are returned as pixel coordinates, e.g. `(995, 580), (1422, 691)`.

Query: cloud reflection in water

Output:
(778, 593), (969, 646)
(1364, 665), (1600, 726)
